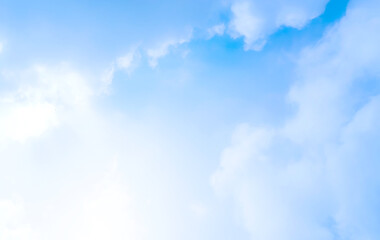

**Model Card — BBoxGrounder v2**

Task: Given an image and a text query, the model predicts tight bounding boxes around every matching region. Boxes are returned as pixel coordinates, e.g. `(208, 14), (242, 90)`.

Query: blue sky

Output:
(1, 0), (380, 239)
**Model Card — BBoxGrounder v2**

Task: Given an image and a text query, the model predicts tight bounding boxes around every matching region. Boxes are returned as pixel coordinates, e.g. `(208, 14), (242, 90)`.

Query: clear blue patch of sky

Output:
(0, 0), (222, 68)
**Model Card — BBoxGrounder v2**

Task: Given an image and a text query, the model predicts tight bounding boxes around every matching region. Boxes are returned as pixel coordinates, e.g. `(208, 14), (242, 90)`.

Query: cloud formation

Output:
(101, 32), (192, 90)
(207, 24), (226, 39)
(0, 64), (92, 144)
(146, 32), (192, 68)
(0, 60), (203, 240)
(228, 0), (329, 50)
(0, 62), (140, 239)
(212, 0), (380, 239)
(2, 0), (380, 240)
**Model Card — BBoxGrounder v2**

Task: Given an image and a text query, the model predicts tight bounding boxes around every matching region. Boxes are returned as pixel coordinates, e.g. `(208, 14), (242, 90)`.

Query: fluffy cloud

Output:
(0, 62), (142, 239)
(0, 59), (201, 240)
(212, 0), (380, 239)
(228, 0), (329, 50)
(0, 102), (57, 143)
(0, 64), (92, 144)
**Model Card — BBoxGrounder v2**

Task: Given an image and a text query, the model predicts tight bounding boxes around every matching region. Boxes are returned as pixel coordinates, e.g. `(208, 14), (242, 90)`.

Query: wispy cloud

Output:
(207, 24), (226, 39)
(146, 32), (192, 68)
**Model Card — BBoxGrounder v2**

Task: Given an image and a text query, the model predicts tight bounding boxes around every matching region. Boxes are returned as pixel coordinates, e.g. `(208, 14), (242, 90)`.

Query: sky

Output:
(0, 0), (380, 239)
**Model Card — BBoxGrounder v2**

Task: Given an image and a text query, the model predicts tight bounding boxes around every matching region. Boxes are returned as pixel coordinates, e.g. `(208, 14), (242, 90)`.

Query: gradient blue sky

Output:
(1, 0), (380, 239)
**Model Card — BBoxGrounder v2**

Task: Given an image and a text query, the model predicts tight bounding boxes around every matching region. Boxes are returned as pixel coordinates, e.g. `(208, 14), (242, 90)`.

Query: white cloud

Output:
(212, 0), (380, 239)
(101, 64), (116, 93)
(24, 64), (93, 107)
(228, 0), (329, 50)
(0, 60), (199, 239)
(116, 48), (141, 73)
(0, 64), (92, 144)
(146, 32), (192, 68)
(0, 102), (58, 143)
(102, 31), (192, 88)
(101, 48), (141, 92)
(207, 24), (226, 39)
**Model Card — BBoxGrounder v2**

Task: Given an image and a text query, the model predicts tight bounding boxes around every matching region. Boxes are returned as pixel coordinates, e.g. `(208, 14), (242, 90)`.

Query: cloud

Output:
(101, 48), (141, 92)
(0, 102), (57, 143)
(0, 61), (142, 239)
(116, 48), (141, 73)
(228, 0), (329, 50)
(0, 64), (92, 144)
(101, 64), (116, 93)
(0, 59), (202, 240)
(3, 1), (380, 239)
(146, 32), (192, 68)
(207, 24), (226, 39)
(102, 33), (191, 89)
(212, 0), (380, 239)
